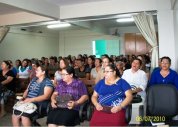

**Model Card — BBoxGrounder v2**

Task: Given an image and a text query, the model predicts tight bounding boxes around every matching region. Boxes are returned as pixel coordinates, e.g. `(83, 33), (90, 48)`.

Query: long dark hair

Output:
(3, 60), (11, 69)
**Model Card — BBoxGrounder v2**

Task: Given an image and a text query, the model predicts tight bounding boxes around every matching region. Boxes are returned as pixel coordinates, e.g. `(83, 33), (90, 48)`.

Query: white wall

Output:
(157, 10), (177, 70)
(174, 0), (178, 71)
(58, 29), (120, 57)
(0, 28), (59, 62)
(109, 26), (141, 55)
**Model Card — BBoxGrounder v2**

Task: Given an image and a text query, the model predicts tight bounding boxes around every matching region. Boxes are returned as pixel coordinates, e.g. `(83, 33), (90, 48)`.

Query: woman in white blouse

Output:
(90, 58), (102, 80)
(53, 58), (69, 87)
(17, 59), (30, 79)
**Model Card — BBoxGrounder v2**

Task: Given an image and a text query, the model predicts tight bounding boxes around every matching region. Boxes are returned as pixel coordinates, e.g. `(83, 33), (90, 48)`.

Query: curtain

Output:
(0, 26), (10, 43)
(132, 12), (158, 71)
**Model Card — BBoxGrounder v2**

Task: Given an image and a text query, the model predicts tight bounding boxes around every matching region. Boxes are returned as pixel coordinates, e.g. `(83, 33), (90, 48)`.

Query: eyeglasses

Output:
(61, 73), (69, 76)
(161, 62), (169, 65)
(104, 71), (114, 73)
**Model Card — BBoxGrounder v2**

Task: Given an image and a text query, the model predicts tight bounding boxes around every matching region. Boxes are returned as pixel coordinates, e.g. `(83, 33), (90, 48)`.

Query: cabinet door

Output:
(136, 33), (147, 55)
(125, 33), (136, 55)
(125, 33), (151, 55)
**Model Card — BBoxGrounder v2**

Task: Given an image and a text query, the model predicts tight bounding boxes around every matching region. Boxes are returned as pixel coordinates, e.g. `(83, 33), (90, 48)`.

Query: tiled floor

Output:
(0, 113), (89, 126)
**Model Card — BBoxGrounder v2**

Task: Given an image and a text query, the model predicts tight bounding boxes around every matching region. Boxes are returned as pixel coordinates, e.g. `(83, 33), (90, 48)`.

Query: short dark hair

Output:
(132, 58), (142, 66)
(64, 66), (78, 79)
(161, 56), (171, 64)
(95, 58), (102, 63)
(105, 64), (121, 77)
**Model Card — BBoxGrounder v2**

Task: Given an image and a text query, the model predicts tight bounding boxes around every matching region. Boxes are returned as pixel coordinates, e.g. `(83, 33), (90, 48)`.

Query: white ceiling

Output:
(45, 0), (111, 6)
(0, 1), (157, 35)
(0, 3), (22, 15)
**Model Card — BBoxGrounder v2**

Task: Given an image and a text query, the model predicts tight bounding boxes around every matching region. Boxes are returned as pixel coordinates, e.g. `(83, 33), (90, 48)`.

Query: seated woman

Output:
(149, 56), (178, 89)
(95, 56), (112, 84)
(29, 60), (40, 81)
(90, 58), (102, 80)
(85, 55), (95, 79)
(16, 59), (31, 91)
(12, 65), (54, 127)
(47, 66), (88, 127)
(0, 61), (16, 117)
(0, 61), (16, 92)
(90, 64), (133, 126)
(17, 59), (30, 79)
(53, 58), (69, 87)
(115, 61), (124, 76)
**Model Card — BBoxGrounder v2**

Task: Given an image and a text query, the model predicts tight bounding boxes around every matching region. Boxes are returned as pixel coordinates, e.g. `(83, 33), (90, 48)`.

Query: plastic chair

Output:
(143, 85), (178, 126)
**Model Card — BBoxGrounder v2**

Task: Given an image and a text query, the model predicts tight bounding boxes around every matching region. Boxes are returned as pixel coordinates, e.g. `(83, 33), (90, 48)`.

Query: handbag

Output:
(132, 94), (142, 103)
(130, 85), (142, 103)
(13, 101), (37, 117)
(56, 94), (73, 108)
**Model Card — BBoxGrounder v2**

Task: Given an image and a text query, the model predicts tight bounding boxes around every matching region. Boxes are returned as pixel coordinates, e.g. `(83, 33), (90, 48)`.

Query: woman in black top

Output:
(0, 60), (15, 117)
(0, 61), (16, 92)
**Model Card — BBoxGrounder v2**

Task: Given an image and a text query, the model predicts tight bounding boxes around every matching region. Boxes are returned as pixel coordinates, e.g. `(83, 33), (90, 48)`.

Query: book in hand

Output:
(102, 105), (113, 113)
(150, 120), (165, 126)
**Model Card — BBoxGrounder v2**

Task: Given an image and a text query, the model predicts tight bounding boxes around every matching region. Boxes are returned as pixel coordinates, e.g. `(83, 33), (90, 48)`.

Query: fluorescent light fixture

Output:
(116, 18), (134, 23)
(47, 23), (71, 28)
(45, 20), (61, 25)
(117, 14), (133, 18)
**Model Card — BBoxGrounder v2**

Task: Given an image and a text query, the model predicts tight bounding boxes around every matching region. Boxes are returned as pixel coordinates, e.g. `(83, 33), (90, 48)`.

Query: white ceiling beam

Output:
(60, 0), (171, 19)
(0, 12), (53, 26)
(0, 0), (60, 19)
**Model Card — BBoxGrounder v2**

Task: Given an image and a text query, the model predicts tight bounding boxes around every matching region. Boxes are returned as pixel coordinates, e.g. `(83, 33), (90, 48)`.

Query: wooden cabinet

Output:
(125, 33), (151, 55)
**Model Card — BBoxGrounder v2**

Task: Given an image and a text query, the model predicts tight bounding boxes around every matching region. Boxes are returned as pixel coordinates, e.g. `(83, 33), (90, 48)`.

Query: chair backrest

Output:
(125, 104), (132, 123)
(147, 84), (178, 117)
(16, 78), (30, 92)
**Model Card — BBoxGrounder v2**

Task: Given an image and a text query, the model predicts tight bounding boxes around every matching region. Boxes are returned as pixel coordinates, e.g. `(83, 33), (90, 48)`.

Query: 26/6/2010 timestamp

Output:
(136, 116), (165, 122)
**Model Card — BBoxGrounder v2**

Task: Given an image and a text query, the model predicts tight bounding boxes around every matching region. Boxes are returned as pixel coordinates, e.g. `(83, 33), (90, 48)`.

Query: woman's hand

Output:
(67, 101), (75, 109)
(95, 103), (103, 111)
(111, 106), (122, 113)
(22, 98), (34, 103)
(51, 99), (57, 108)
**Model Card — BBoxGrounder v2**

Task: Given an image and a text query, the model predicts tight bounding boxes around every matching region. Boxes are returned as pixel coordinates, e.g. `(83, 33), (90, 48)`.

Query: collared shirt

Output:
(122, 69), (148, 99)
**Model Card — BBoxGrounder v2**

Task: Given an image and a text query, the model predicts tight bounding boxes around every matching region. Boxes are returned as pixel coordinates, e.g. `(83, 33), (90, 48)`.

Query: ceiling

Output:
(0, 1), (157, 35)
(0, 3), (22, 15)
(45, 0), (111, 6)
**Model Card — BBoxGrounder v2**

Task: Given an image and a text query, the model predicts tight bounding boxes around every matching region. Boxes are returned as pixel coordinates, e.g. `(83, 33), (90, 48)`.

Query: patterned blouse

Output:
(55, 79), (88, 101)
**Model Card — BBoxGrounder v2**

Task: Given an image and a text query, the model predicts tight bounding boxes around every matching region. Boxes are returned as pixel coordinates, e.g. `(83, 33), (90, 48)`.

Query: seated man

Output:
(12, 65), (54, 126)
(122, 58), (148, 125)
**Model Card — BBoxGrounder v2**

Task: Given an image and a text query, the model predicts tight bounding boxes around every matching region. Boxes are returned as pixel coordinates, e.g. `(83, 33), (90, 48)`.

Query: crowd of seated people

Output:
(1, 53), (178, 126)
